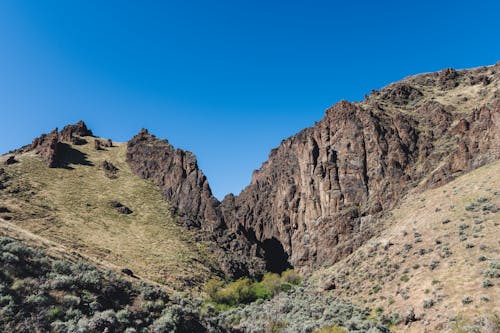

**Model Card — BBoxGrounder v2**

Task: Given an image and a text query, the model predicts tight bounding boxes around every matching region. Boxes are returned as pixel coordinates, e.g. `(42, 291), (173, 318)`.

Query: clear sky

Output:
(1, 1), (499, 199)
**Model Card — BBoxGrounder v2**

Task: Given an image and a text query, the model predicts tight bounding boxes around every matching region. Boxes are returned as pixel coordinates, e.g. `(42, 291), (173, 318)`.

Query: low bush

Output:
(313, 324), (347, 332)
(0, 236), (207, 332)
(204, 270), (301, 309)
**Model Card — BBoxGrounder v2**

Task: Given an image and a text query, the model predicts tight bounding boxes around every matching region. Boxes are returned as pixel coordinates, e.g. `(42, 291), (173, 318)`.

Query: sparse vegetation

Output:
(313, 325), (347, 333)
(423, 299), (435, 309)
(0, 237), (205, 332)
(400, 275), (410, 283)
(462, 296), (473, 305)
(482, 280), (494, 288)
(0, 142), (219, 290)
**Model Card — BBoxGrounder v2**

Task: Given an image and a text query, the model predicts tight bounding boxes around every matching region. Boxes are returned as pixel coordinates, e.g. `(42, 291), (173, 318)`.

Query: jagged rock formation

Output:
(125, 63), (500, 276)
(126, 129), (266, 278)
(101, 160), (119, 178)
(59, 120), (93, 142)
(127, 129), (222, 230)
(94, 138), (113, 150)
(19, 121), (94, 167)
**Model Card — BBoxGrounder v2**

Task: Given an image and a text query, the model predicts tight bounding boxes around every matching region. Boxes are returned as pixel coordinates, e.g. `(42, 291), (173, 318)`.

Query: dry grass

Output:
(0, 138), (219, 292)
(311, 160), (500, 332)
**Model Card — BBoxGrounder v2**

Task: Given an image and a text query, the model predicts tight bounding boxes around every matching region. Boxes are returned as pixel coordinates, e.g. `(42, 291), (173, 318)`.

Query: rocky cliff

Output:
(17, 120), (94, 167)
(126, 130), (267, 277)
(126, 63), (500, 276)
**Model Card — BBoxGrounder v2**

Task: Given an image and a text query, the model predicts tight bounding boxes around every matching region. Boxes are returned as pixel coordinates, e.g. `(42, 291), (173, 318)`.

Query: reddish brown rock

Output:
(30, 128), (61, 168)
(125, 64), (500, 276)
(94, 138), (113, 150)
(101, 160), (119, 179)
(59, 120), (93, 142)
(379, 83), (423, 105)
(25, 121), (94, 168)
(436, 67), (459, 89)
(127, 129), (223, 230)
(126, 129), (266, 278)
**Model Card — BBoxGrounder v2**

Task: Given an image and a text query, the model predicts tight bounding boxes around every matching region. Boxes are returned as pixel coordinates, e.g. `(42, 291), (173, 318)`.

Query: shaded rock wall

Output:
(122, 63), (499, 275)
(25, 121), (93, 168)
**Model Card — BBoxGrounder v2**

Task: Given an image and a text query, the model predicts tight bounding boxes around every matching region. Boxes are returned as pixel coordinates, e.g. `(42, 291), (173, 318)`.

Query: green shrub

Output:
(423, 299), (434, 309)
(482, 280), (494, 288)
(281, 269), (301, 285)
(462, 296), (473, 305)
(260, 273), (282, 295)
(204, 279), (224, 300)
(313, 325), (347, 333)
(204, 270), (301, 308)
(52, 260), (73, 275)
(490, 261), (500, 270)
(46, 306), (64, 320)
(280, 283), (293, 292)
(251, 282), (273, 300)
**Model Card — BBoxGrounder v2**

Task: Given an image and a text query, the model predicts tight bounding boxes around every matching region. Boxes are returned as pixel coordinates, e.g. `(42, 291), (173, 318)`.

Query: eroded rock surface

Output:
(125, 64), (500, 276)
(126, 129), (266, 278)
(21, 121), (94, 168)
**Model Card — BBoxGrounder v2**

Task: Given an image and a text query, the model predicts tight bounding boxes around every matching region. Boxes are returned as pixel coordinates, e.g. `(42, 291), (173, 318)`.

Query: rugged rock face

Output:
(59, 120), (93, 142)
(23, 121), (94, 168)
(126, 129), (266, 278)
(126, 63), (499, 275)
(29, 128), (62, 168)
(101, 160), (119, 179)
(126, 129), (222, 231)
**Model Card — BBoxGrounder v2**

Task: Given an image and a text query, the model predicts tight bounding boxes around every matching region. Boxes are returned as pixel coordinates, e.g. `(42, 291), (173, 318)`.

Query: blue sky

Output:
(1, 1), (499, 199)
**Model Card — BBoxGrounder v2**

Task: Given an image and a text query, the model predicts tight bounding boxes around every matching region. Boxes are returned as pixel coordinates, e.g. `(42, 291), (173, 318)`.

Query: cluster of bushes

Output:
(204, 269), (301, 309)
(0, 236), (392, 333)
(0, 237), (205, 333)
(216, 281), (391, 333)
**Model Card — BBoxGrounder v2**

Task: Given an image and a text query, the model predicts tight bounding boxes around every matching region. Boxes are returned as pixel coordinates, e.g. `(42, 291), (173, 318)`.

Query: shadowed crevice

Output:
(262, 237), (292, 274)
(55, 143), (94, 169)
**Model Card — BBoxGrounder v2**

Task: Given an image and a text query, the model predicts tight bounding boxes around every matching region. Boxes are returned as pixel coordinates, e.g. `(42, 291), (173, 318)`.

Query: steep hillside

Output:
(0, 134), (220, 291)
(310, 160), (500, 332)
(0, 236), (208, 333)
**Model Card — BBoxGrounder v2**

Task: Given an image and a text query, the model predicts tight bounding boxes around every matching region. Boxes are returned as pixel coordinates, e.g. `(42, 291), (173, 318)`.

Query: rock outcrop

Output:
(126, 129), (266, 278)
(126, 129), (222, 231)
(4, 156), (17, 165)
(22, 121), (94, 168)
(59, 120), (93, 142)
(126, 64), (500, 275)
(0, 168), (9, 190)
(29, 128), (62, 168)
(101, 160), (119, 179)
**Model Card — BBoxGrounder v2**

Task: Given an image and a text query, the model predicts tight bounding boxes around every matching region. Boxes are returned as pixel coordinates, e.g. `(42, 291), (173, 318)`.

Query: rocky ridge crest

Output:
(19, 120), (93, 167)
(126, 63), (500, 276)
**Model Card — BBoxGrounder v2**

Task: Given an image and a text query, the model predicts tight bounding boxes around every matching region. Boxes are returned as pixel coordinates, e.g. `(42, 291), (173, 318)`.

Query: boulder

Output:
(4, 156), (17, 165)
(101, 160), (119, 179)
(109, 201), (133, 214)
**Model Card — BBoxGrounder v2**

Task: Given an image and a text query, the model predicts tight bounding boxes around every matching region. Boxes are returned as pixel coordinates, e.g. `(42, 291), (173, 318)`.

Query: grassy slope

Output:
(311, 160), (500, 332)
(0, 138), (219, 292)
